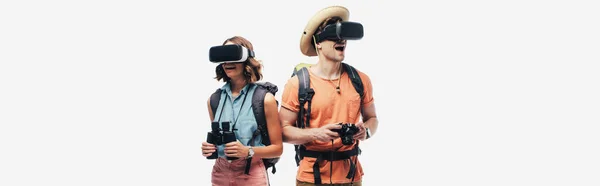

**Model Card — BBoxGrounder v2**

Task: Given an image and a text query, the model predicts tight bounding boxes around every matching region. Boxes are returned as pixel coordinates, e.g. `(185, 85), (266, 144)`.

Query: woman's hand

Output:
(201, 142), (216, 157)
(224, 140), (249, 158)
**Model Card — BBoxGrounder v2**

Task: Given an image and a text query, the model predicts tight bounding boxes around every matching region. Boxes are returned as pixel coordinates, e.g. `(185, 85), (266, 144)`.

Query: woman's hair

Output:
(214, 36), (263, 83)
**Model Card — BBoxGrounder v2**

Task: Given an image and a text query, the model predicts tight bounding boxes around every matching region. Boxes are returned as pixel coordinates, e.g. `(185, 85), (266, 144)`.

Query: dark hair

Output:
(311, 16), (343, 48)
(214, 36), (263, 83)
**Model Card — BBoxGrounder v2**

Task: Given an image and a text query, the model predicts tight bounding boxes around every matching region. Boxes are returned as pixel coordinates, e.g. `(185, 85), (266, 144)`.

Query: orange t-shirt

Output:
(281, 67), (374, 184)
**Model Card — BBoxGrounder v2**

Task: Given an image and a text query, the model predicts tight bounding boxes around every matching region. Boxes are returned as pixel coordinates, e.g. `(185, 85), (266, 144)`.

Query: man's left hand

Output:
(353, 123), (368, 141)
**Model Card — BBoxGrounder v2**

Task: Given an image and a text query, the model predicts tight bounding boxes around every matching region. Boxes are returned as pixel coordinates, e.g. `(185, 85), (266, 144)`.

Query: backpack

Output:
(290, 62), (365, 166)
(209, 82), (280, 174)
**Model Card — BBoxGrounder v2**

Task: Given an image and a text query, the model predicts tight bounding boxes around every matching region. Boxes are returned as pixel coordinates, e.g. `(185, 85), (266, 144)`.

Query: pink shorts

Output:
(211, 157), (269, 186)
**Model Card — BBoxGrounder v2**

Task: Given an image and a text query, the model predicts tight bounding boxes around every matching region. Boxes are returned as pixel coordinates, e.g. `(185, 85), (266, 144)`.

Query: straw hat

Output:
(299, 6), (349, 56)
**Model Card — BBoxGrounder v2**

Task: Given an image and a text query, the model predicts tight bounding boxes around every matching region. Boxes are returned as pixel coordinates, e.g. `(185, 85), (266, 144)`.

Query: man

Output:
(279, 5), (379, 186)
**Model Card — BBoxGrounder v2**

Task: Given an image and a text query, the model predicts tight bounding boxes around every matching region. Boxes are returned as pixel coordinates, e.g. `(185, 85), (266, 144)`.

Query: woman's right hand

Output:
(201, 142), (216, 157)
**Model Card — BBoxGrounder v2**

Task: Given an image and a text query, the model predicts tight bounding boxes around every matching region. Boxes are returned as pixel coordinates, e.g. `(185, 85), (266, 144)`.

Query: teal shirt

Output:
(213, 83), (264, 158)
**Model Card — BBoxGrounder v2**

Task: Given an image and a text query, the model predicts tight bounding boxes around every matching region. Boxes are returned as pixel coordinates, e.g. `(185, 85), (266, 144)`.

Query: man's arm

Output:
(279, 107), (315, 145)
(354, 71), (378, 140)
(361, 103), (378, 138)
(279, 107), (340, 145)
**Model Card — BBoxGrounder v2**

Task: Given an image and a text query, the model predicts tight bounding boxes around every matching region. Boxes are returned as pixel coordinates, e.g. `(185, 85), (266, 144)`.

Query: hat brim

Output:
(300, 6), (349, 57)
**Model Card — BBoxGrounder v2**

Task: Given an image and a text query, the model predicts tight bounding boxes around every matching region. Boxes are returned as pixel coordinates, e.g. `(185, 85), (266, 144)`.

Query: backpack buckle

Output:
(305, 88), (315, 101)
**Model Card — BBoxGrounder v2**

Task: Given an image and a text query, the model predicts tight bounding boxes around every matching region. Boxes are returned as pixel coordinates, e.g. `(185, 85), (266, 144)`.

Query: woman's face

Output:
(221, 41), (245, 80)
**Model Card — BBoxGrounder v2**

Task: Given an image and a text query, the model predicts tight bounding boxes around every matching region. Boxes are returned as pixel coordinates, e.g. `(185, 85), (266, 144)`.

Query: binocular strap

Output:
(216, 85), (251, 130)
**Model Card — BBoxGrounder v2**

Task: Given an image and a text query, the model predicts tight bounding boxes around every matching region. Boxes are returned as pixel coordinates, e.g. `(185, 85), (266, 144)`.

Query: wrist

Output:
(247, 146), (254, 158)
(308, 128), (318, 140)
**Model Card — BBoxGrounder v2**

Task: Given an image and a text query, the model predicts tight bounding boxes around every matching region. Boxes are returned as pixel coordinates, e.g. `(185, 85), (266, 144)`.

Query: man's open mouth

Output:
(334, 45), (345, 51)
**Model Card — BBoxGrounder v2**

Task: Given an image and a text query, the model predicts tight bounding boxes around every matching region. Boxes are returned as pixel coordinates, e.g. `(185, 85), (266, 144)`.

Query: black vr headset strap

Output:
(314, 22), (337, 43)
(335, 22), (343, 40)
(248, 48), (255, 58)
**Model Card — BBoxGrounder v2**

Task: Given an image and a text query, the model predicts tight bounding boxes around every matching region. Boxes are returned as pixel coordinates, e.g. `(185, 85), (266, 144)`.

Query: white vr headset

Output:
(209, 44), (255, 63)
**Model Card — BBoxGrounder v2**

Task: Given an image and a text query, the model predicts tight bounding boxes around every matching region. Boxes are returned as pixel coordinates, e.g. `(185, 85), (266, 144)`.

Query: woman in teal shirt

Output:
(201, 36), (283, 186)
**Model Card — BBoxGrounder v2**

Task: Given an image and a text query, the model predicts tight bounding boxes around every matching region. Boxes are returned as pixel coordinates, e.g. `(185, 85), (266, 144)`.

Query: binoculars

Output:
(206, 121), (239, 160)
(331, 123), (360, 145)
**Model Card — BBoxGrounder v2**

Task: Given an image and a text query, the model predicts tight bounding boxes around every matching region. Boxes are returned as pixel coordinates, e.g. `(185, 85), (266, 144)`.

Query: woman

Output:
(201, 36), (283, 186)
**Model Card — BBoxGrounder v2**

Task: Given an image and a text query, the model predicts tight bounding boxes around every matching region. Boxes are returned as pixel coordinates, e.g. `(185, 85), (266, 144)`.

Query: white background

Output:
(1, 0), (599, 185)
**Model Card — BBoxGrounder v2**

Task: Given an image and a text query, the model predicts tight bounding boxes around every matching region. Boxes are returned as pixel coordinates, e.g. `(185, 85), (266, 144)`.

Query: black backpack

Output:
(209, 82), (280, 174)
(290, 62), (365, 166)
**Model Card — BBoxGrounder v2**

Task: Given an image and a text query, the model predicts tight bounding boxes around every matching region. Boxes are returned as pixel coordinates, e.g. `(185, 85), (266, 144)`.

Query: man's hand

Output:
(311, 123), (342, 142)
(224, 140), (249, 158)
(201, 142), (216, 157)
(353, 122), (368, 141)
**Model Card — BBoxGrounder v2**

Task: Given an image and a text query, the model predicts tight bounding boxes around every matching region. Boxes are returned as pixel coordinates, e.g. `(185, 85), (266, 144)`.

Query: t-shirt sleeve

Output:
(359, 71), (375, 107)
(281, 76), (300, 113)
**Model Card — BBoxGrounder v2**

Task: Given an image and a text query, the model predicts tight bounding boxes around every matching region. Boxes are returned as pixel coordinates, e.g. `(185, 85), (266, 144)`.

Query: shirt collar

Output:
(221, 82), (251, 97)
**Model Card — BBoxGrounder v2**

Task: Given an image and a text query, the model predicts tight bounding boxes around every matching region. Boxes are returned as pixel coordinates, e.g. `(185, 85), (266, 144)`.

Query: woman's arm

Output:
(207, 98), (214, 122)
(202, 97), (216, 157)
(251, 93), (283, 158)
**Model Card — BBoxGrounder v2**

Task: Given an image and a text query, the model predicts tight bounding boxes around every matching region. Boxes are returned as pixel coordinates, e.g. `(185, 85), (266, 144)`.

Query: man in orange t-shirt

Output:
(279, 6), (379, 186)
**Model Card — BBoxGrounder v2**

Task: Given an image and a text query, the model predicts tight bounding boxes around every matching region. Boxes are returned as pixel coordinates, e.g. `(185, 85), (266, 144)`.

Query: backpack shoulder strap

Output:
(342, 63), (364, 100)
(249, 82), (280, 174)
(250, 82), (278, 146)
(209, 88), (222, 118)
(296, 67), (314, 129)
(292, 63), (313, 77)
(293, 67), (315, 167)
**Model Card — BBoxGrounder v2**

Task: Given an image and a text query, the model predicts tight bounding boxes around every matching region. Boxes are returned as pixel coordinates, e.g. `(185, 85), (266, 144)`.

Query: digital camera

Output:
(331, 123), (360, 145)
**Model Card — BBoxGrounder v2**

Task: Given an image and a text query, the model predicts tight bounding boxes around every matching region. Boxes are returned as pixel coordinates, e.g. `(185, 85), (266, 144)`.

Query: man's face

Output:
(317, 39), (346, 62)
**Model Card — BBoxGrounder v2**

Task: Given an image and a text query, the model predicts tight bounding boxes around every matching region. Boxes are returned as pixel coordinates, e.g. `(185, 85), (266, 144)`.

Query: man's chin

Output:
(324, 54), (344, 62)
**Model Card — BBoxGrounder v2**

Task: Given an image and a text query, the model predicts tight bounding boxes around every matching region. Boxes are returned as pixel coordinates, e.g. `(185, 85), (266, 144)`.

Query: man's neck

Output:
(313, 57), (342, 80)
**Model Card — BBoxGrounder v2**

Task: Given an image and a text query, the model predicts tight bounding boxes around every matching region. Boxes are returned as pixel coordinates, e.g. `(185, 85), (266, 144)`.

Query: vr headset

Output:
(314, 21), (364, 43)
(209, 44), (255, 63)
